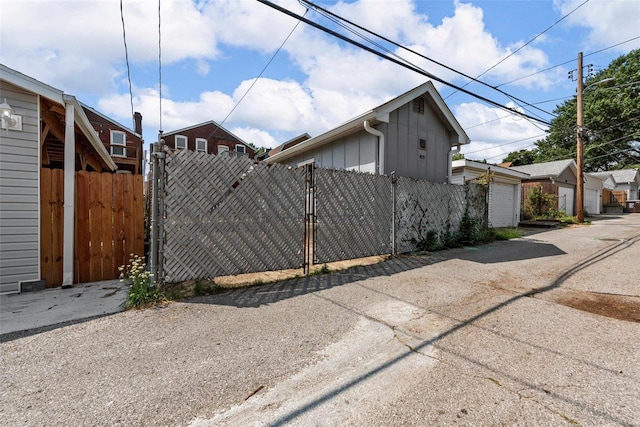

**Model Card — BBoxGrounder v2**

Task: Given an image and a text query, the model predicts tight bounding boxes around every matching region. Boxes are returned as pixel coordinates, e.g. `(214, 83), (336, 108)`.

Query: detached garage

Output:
(451, 160), (529, 228)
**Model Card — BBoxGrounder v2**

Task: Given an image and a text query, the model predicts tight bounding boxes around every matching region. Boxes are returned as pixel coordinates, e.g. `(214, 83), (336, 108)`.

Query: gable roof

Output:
(163, 120), (249, 145)
(601, 169), (639, 184)
(1, 64), (117, 171)
(587, 171), (617, 185)
(81, 102), (142, 138)
(509, 159), (577, 180)
(266, 81), (469, 164)
(268, 133), (311, 157)
(452, 159), (530, 180)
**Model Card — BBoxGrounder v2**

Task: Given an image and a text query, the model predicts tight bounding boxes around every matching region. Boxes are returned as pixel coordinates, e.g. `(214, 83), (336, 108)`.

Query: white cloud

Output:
(0, 0), (219, 94)
(231, 127), (279, 149)
(557, 0), (640, 51)
(454, 102), (547, 162)
(3, 0), (613, 157)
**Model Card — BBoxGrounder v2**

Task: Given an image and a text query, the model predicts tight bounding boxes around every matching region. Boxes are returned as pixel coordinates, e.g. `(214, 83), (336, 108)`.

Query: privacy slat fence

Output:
(315, 169), (393, 263)
(40, 169), (144, 287)
(154, 151), (488, 283)
(162, 151), (306, 282)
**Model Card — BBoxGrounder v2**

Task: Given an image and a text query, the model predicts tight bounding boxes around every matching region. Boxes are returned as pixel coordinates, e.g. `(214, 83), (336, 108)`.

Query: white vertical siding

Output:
(0, 82), (40, 293)
(285, 131), (377, 174)
(382, 98), (452, 182)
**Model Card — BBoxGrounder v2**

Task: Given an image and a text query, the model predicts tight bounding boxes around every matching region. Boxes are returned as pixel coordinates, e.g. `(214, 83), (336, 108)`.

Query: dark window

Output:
(413, 98), (425, 114)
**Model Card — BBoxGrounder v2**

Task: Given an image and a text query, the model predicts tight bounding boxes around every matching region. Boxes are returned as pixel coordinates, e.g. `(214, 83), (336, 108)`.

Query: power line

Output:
(463, 134), (546, 156)
(469, 0), (591, 84)
(257, 0), (551, 126)
(496, 35), (640, 88)
(300, 0), (556, 120)
(204, 8), (308, 142)
(119, 0), (135, 129)
(482, 127), (639, 163)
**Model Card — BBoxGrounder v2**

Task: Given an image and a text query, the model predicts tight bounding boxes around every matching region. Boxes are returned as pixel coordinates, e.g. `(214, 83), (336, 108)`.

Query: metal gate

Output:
(314, 168), (393, 263)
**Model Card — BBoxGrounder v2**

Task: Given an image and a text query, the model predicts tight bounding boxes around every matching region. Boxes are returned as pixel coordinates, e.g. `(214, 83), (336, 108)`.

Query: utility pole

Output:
(576, 52), (585, 223)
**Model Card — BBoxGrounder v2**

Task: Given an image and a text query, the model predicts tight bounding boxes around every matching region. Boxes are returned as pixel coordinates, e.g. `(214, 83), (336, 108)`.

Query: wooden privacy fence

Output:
(40, 169), (144, 287)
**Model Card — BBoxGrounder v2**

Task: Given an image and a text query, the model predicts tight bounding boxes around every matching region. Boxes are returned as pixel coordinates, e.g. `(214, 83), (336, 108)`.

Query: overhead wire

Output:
(204, 8), (309, 142)
(119, 0), (135, 130)
(299, 0), (556, 120)
(257, 0), (551, 126)
(455, 0), (591, 89)
(496, 35), (640, 88)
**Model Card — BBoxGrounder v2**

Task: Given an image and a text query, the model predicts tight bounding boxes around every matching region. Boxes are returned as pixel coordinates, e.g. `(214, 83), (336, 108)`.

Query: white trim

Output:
(196, 138), (208, 153)
(297, 158), (315, 168)
(218, 145), (229, 155)
(175, 135), (187, 150)
(266, 81), (469, 165)
(37, 95), (42, 284)
(452, 159), (530, 180)
(110, 130), (127, 157)
(235, 144), (246, 153)
(63, 100), (75, 287)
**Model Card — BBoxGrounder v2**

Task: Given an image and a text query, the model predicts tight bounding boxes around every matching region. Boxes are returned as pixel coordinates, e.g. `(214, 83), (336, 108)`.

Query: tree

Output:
(503, 49), (640, 170)
(502, 148), (538, 166)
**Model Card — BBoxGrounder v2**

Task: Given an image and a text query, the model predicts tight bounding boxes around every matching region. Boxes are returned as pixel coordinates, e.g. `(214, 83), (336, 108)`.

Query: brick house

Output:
(162, 121), (255, 159)
(82, 104), (144, 174)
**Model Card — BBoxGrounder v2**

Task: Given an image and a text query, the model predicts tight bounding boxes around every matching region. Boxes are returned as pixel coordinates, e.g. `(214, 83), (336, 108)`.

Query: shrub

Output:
(119, 254), (163, 309)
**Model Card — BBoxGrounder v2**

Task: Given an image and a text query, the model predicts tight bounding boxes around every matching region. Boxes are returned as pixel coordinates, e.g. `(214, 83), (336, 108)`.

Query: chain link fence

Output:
(150, 151), (487, 282)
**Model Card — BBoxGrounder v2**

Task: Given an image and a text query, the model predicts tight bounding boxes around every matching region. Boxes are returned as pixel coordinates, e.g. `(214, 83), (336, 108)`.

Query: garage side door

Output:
(585, 189), (599, 215)
(490, 183), (517, 228)
(558, 186), (575, 216)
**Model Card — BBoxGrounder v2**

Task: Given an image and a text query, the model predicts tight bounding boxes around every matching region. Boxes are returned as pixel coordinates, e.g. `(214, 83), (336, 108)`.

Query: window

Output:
(196, 138), (207, 153)
(218, 145), (229, 156)
(235, 144), (247, 156)
(413, 98), (425, 114)
(110, 131), (126, 157)
(175, 135), (187, 150)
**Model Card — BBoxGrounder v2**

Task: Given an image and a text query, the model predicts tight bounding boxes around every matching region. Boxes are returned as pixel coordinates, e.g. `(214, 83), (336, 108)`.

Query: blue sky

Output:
(1, 0), (638, 163)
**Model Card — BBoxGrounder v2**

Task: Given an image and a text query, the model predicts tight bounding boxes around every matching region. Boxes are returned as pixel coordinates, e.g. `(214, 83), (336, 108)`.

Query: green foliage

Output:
(503, 49), (640, 170)
(411, 206), (492, 251)
(452, 152), (465, 161)
(310, 264), (330, 276)
(193, 279), (221, 296)
(493, 228), (522, 240)
(411, 230), (440, 251)
(525, 185), (557, 219)
(119, 255), (163, 309)
(502, 148), (538, 166)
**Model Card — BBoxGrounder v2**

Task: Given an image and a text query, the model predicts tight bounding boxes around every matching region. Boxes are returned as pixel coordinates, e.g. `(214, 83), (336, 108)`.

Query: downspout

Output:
(62, 96), (75, 288)
(364, 120), (384, 175)
(447, 144), (461, 183)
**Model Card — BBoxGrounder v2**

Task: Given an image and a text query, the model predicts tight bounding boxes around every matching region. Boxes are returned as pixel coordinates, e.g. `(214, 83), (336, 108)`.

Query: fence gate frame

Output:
(303, 163), (317, 274)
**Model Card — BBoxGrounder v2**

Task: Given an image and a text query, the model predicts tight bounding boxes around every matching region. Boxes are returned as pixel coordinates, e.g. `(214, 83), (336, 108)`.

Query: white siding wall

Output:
(0, 82), (40, 293)
(451, 167), (522, 227)
(285, 131), (377, 174)
(381, 99), (452, 182)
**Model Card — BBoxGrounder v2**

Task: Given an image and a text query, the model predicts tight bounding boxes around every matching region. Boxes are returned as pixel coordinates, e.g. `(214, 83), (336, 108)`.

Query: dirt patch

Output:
(551, 290), (640, 322)
(160, 255), (389, 299)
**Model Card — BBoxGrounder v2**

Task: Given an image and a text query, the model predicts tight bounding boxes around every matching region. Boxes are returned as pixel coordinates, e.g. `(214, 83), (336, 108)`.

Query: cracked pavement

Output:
(1, 215), (639, 426)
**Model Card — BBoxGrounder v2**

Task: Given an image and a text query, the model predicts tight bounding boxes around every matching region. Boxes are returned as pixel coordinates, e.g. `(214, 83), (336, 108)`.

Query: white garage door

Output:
(490, 183), (518, 228)
(585, 189), (599, 215)
(558, 186), (575, 216)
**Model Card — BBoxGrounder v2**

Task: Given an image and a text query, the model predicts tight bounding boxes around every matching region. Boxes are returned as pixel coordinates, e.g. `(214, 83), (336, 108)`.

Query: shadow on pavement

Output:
(192, 238), (566, 309)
